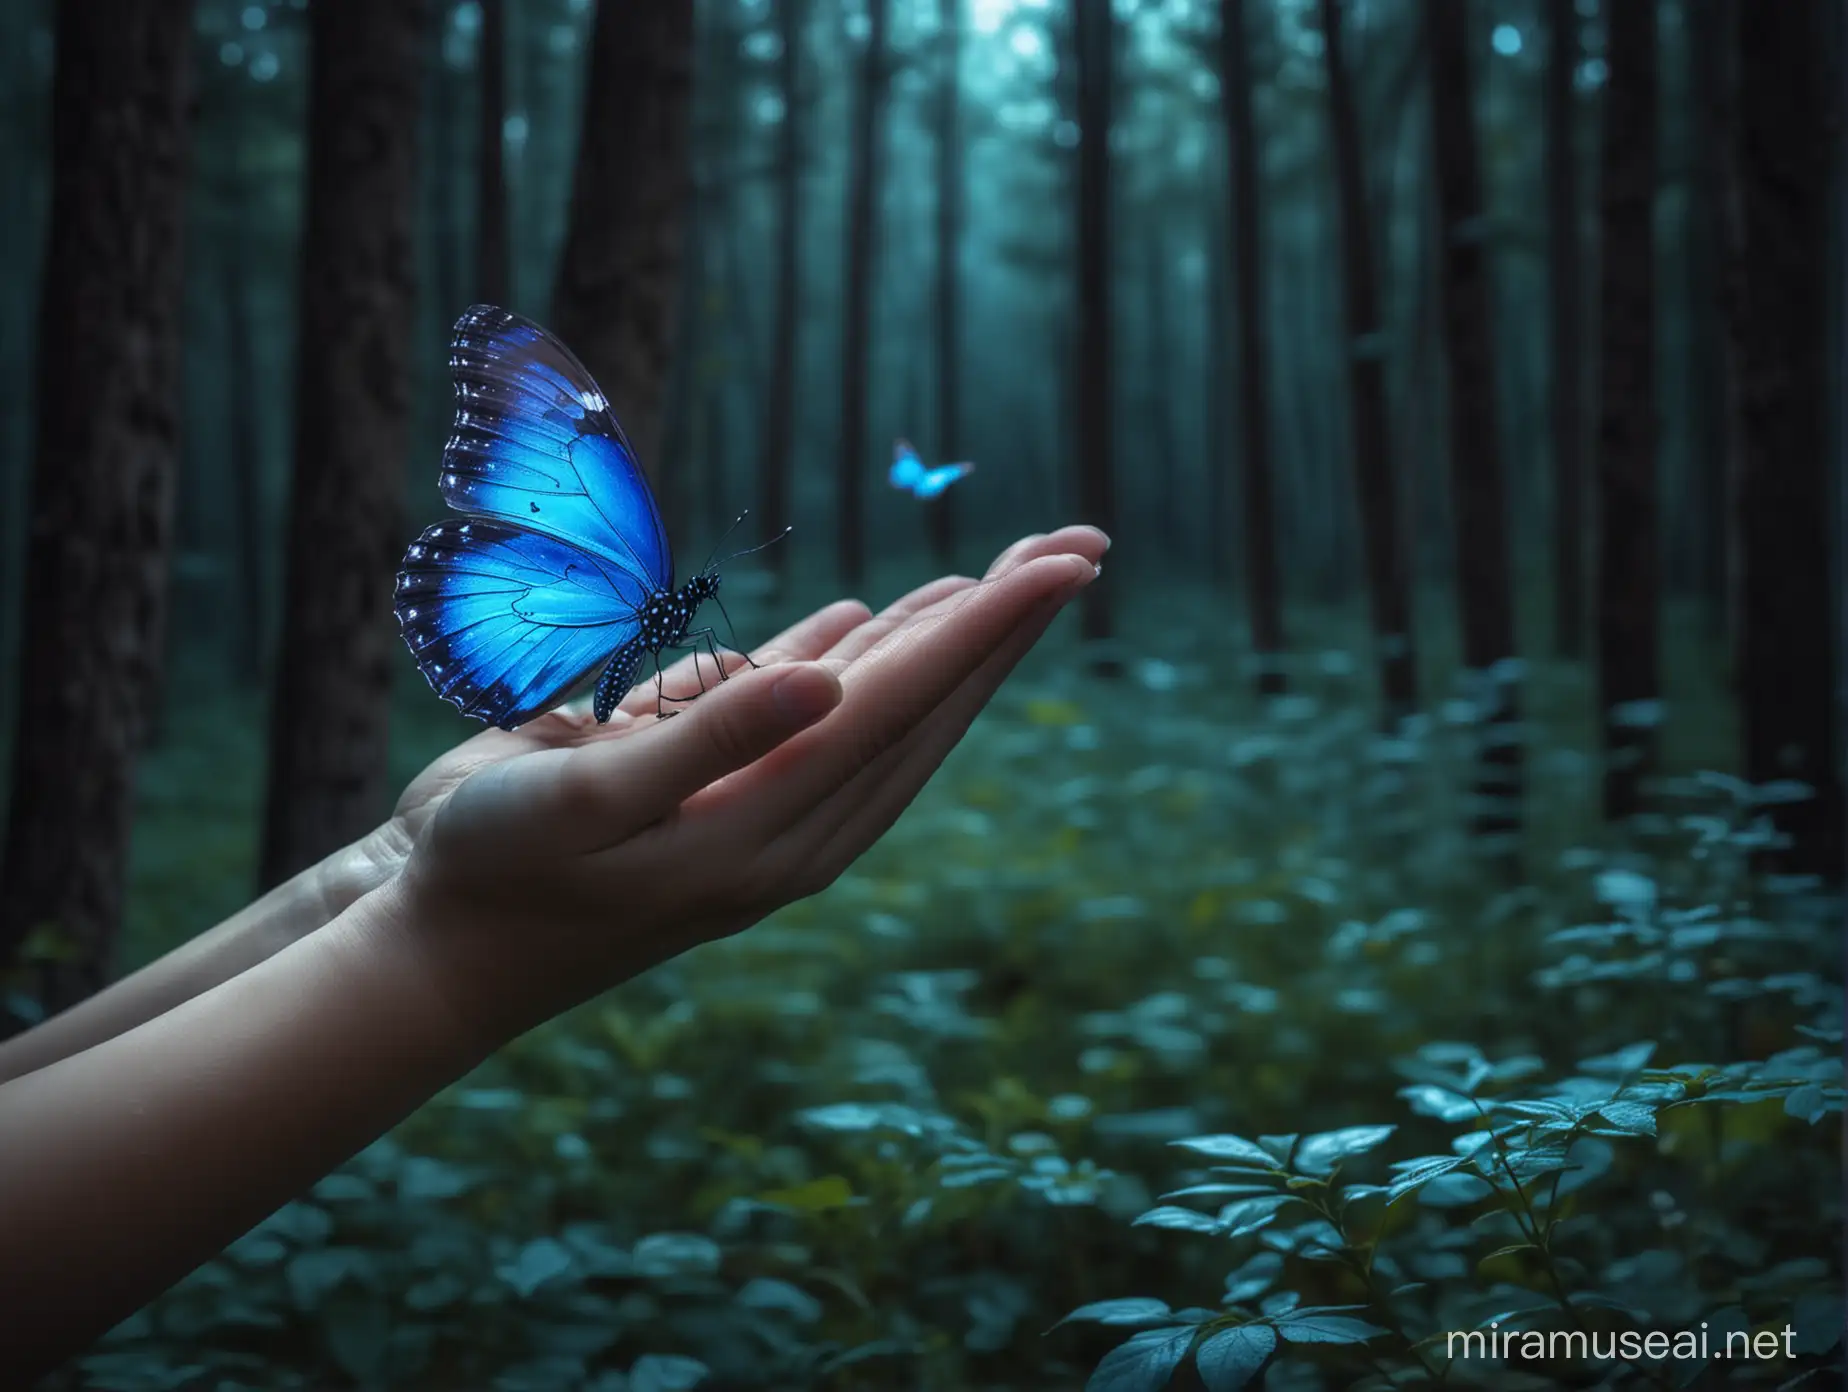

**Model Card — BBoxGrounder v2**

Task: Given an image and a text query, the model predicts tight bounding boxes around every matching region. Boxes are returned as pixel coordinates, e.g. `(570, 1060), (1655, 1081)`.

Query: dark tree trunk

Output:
(1220, 0), (1286, 695)
(1072, 0), (1119, 664)
(1594, 0), (1660, 822)
(836, 0), (889, 590)
(928, 0), (964, 570)
(1426, 0), (1522, 850)
(1319, 0), (1415, 727)
(1545, 0), (1586, 658)
(258, 0), (426, 890)
(759, 0), (803, 587)
(1142, 223), (1177, 550)
(551, 5), (694, 499)
(475, 0), (510, 306)
(0, 0), (194, 1011)
(221, 158), (266, 686)
(1686, 0), (1736, 648)
(1732, 2), (1843, 882)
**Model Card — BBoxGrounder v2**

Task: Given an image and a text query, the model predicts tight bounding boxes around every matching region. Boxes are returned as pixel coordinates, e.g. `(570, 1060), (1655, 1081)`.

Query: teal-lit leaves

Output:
(397, 1155), (477, 1202)
(1385, 1153), (1473, 1203)
(1058, 1296), (1185, 1330)
(1086, 1325), (1196, 1392)
(1222, 1253), (1284, 1306)
(1169, 1133), (1282, 1170)
(1398, 1083), (1480, 1122)
(1133, 1205), (1225, 1235)
(1272, 1309), (1389, 1344)
(1292, 1125), (1395, 1176)
(631, 1232), (722, 1278)
(1192, 1323), (1276, 1390)
(628, 1353), (711, 1391)
(736, 1277), (824, 1324)
(285, 1248), (372, 1311)
(496, 1237), (575, 1298)
(1784, 1083), (1829, 1124)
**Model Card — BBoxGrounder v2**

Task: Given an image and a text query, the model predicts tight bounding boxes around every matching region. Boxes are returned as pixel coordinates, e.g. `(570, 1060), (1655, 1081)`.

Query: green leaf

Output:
(1171, 1134), (1282, 1168)
(1133, 1205), (1224, 1234)
(1086, 1326), (1196, 1392)
(286, 1248), (368, 1311)
(1790, 1291), (1844, 1354)
(1784, 1084), (1828, 1124)
(1274, 1313), (1390, 1344)
(736, 1277), (824, 1324)
(1591, 1101), (1658, 1135)
(1192, 1323), (1277, 1391)
(1294, 1126), (1396, 1176)
(1385, 1154), (1470, 1202)
(628, 1353), (710, 1392)
(322, 1288), (391, 1382)
(758, 1174), (858, 1210)
(1058, 1297), (1179, 1330)
(496, 1238), (574, 1298)
(1579, 1041), (1657, 1076)
(1399, 1084), (1479, 1122)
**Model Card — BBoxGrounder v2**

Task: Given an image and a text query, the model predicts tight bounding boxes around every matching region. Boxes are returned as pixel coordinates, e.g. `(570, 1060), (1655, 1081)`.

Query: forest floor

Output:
(52, 572), (1848, 1389)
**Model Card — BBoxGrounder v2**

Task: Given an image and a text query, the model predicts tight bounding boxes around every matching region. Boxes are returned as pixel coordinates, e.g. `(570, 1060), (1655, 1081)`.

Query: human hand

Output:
(371, 527), (1108, 1044)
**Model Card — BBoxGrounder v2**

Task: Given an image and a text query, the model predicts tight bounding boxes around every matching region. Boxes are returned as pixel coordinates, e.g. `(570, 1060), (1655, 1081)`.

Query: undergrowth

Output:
(27, 583), (1844, 1390)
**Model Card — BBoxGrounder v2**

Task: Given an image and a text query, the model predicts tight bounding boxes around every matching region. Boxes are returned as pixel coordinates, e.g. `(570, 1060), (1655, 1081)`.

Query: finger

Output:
(983, 526), (1110, 580)
(445, 662), (843, 860)
(617, 598), (873, 718)
(777, 590), (1068, 882)
(820, 575), (978, 668)
(710, 553), (1095, 837)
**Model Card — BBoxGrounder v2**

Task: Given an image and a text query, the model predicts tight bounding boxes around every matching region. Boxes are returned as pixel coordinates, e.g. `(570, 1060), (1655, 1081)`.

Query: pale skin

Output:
(0, 526), (1108, 1381)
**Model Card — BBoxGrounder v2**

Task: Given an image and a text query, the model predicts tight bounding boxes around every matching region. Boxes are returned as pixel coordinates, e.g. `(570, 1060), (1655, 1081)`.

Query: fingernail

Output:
(771, 664), (840, 724)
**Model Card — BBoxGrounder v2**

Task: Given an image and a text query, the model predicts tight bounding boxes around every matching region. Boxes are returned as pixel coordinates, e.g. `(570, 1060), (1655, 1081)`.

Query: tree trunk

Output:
(0, 0), (194, 1012)
(1426, 0), (1522, 851)
(1686, 0), (1735, 648)
(928, 0), (964, 571)
(1545, 0), (1586, 658)
(759, 0), (803, 588)
(836, 0), (889, 589)
(258, 0), (426, 890)
(475, 0), (510, 306)
(551, 4), (694, 498)
(1733, 1), (1843, 881)
(1319, 0), (1415, 727)
(1220, 0), (1286, 694)
(1142, 223), (1177, 552)
(221, 146), (266, 687)
(1594, 0), (1660, 822)
(1073, 0), (1119, 665)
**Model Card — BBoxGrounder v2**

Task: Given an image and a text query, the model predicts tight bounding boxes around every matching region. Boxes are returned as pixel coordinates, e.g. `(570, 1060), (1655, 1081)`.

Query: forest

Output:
(0, 0), (1842, 1387)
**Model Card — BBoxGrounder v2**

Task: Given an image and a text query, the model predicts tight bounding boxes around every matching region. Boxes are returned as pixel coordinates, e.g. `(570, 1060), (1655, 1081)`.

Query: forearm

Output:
(0, 877), (490, 1379)
(0, 830), (402, 1086)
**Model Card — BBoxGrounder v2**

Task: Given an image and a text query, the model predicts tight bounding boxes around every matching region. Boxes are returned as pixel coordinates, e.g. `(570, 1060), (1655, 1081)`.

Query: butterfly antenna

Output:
(699, 510), (753, 573)
(707, 519), (794, 572)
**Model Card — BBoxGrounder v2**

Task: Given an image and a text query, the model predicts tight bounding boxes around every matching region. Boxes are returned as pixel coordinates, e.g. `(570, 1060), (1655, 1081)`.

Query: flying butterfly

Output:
(394, 304), (771, 730)
(888, 438), (974, 499)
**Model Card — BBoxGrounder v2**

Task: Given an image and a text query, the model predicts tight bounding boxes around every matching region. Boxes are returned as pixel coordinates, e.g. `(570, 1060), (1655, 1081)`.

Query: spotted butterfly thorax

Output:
(394, 305), (750, 730)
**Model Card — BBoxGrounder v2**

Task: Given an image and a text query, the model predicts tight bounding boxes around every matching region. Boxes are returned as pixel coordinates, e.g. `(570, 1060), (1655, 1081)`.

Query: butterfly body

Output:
(888, 438), (974, 499)
(395, 305), (740, 730)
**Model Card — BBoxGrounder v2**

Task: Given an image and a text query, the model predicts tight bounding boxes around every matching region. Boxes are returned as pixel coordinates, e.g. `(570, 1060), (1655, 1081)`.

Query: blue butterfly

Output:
(395, 305), (755, 730)
(888, 438), (974, 499)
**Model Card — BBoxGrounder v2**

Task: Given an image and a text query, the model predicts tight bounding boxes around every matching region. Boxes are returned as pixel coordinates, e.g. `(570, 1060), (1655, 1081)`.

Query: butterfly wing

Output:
(912, 461), (975, 499)
(442, 304), (672, 593)
(395, 517), (644, 729)
(889, 438), (925, 493)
